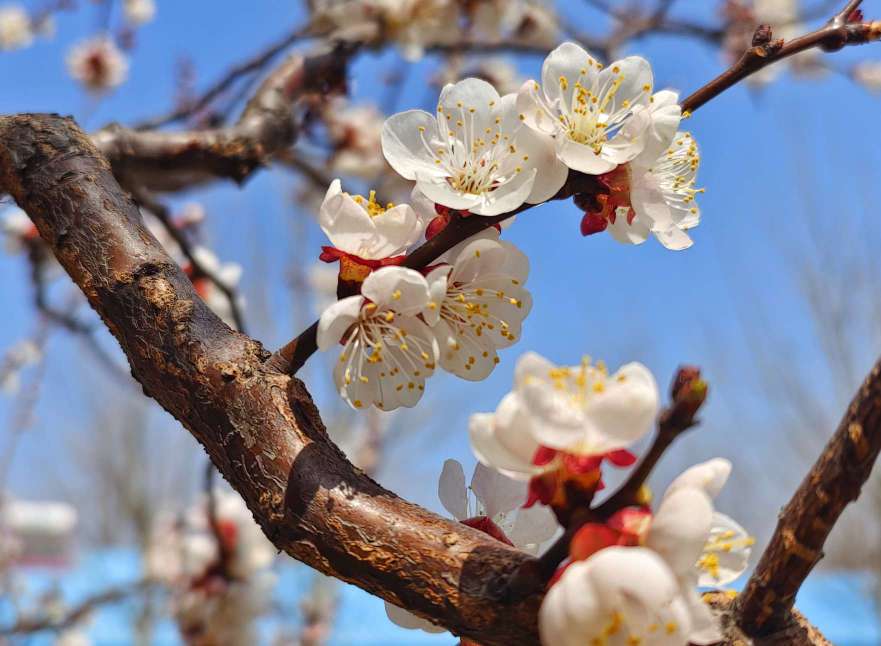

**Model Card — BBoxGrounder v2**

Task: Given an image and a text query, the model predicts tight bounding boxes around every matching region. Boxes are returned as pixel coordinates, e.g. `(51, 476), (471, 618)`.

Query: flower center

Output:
(351, 190), (394, 217)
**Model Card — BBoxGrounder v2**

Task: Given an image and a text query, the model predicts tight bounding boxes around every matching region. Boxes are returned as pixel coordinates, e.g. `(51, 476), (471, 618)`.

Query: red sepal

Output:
(580, 212), (608, 236)
(461, 515), (515, 546)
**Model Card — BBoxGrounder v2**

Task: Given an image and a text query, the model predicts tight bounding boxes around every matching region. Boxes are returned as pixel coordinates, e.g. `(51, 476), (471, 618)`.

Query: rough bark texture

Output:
(737, 358), (881, 636)
(0, 113), (544, 646)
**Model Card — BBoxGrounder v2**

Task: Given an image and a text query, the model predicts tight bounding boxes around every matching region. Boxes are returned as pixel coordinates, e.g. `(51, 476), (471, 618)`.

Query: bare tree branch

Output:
(91, 45), (351, 193)
(737, 356), (881, 637)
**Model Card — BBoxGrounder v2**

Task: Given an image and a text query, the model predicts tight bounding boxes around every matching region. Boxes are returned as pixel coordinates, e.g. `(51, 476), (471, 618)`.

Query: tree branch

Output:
(681, 1), (879, 114)
(0, 113), (545, 646)
(737, 356), (881, 637)
(91, 45), (352, 193)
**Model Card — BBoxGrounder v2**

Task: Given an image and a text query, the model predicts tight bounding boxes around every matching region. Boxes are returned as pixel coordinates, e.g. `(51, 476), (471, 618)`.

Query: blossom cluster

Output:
(311, 0), (558, 61)
(145, 490), (277, 645)
(316, 42), (705, 410)
(466, 352), (751, 645)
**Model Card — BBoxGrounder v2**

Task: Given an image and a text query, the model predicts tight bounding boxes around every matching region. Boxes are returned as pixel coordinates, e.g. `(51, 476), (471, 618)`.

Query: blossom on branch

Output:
(382, 77), (567, 216)
(425, 236), (531, 380)
(469, 351), (658, 517)
(317, 266), (439, 410)
(516, 42), (658, 175)
(586, 128), (704, 251)
(387, 458), (557, 633)
(66, 37), (128, 92)
(543, 459), (753, 646)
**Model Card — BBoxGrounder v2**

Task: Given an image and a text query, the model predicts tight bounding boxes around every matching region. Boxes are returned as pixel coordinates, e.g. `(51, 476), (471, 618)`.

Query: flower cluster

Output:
(146, 490), (277, 645)
(311, 0), (558, 60)
(540, 459), (753, 645)
(515, 42), (703, 249)
(386, 458), (558, 633)
(318, 222), (531, 410)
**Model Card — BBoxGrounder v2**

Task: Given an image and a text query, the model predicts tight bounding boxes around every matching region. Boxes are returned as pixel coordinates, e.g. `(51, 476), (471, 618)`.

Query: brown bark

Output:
(0, 113), (544, 645)
(737, 358), (881, 637)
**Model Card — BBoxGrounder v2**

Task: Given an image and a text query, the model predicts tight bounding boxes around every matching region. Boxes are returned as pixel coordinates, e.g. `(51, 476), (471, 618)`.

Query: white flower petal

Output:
(438, 459), (468, 520)
(556, 136), (618, 175)
(415, 174), (483, 211)
(360, 267), (430, 314)
(469, 393), (540, 479)
(471, 462), (526, 519)
(437, 77), (500, 138)
(317, 296), (361, 350)
(698, 512), (752, 587)
(384, 602), (446, 633)
(666, 459), (732, 500)
(647, 487), (715, 579)
(470, 168), (537, 216)
(381, 109), (447, 180)
(581, 361), (659, 449)
(507, 503), (559, 549)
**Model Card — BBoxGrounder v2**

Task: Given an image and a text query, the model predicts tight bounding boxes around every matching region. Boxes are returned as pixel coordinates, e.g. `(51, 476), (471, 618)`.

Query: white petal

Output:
(384, 602), (446, 633)
(360, 267), (430, 314)
(647, 487), (715, 579)
(423, 266), (450, 327)
(468, 393), (540, 479)
(515, 80), (557, 136)
(470, 168), (537, 216)
(381, 109), (447, 180)
(556, 136), (618, 175)
(437, 77), (500, 139)
(601, 105), (652, 164)
(601, 56), (653, 115)
(655, 226), (694, 251)
(582, 361), (660, 450)
(513, 351), (556, 388)
(317, 296), (361, 350)
(541, 42), (599, 108)
(606, 208), (651, 246)
(415, 174), (483, 211)
(471, 462), (526, 519)
(513, 126), (568, 204)
(683, 586), (723, 645)
(635, 91), (682, 166)
(438, 459), (467, 520)
(507, 503), (559, 549)
(666, 459), (732, 500)
(698, 512), (752, 587)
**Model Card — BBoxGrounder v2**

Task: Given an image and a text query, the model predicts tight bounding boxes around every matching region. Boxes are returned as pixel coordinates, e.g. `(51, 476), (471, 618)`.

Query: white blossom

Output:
(66, 37), (128, 92)
(387, 459), (557, 633)
(0, 5), (32, 51)
(123, 0), (156, 25)
(469, 352), (659, 479)
(539, 547), (696, 646)
(601, 128), (703, 251)
(326, 101), (387, 179)
(186, 245), (243, 330)
(382, 77), (567, 216)
(853, 61), (881, 93)
(317, 266), (439, 410)
(425, 237), (531, 380)
(319, 179), (426, 260)
(539, 460), (752, 646)
(517, 42), (656, 175)
(1, 206), (36, 253)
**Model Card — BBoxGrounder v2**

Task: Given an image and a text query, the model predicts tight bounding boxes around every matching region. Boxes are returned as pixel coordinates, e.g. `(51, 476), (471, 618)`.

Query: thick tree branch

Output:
(0, 113), (545, 646)
(737, 356), (881, 637)
(91, 45), (351, 193)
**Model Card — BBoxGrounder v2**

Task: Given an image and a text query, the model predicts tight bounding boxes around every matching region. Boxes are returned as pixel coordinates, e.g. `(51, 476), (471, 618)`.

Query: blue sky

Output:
(1, 0), (881, 638)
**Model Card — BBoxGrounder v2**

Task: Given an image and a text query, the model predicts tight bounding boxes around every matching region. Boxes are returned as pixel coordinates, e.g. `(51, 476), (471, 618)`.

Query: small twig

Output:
(737, 356), (881, 637)
(0, 579), (155, 636)
(133, 26), (312, 130)
(681, 0), (877, 113)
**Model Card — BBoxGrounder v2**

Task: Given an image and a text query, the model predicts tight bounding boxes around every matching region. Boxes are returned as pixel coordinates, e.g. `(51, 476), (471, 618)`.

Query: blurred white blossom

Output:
(0, 5), (32, 51)
(66, 37), (128, 92)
